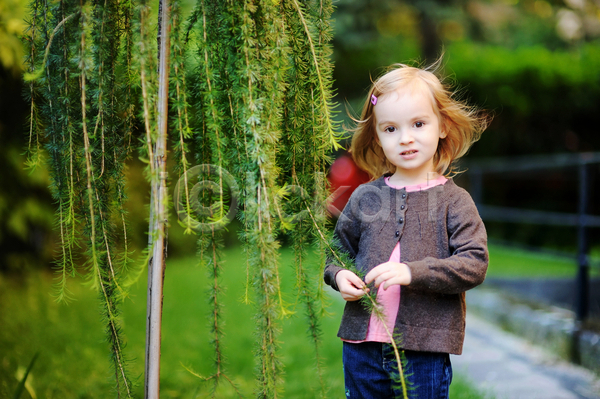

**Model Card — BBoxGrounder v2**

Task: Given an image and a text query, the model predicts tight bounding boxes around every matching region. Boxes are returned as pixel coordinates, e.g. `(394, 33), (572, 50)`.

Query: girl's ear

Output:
(439, 119), (448, 139)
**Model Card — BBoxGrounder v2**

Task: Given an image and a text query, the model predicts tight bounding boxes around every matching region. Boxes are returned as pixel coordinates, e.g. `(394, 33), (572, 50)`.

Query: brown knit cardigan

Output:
(324, 176), (488, 355)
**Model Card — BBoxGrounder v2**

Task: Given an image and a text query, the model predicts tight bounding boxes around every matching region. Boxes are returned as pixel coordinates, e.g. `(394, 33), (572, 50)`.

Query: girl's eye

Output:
(384, 126), (397, 133)
(414, 121), (424, 128)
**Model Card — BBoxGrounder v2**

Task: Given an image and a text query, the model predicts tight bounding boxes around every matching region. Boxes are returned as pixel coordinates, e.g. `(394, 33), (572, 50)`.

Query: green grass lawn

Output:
(0, 245), (502, 398)
(487, 243), (600, 278)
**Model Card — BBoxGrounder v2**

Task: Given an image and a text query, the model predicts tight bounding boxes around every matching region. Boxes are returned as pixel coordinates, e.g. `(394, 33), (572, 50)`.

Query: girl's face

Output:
(373, 86), (445, 185)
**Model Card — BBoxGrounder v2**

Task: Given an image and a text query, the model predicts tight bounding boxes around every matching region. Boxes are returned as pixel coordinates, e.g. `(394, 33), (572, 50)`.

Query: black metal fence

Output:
(463, 152), (600, 323)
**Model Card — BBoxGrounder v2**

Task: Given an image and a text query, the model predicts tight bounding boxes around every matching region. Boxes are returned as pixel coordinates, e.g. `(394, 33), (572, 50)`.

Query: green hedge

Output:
(446, 42), (600, 156)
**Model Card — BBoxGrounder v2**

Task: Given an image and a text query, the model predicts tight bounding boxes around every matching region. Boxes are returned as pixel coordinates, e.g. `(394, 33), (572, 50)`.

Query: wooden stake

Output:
(144, 0), (171, 397)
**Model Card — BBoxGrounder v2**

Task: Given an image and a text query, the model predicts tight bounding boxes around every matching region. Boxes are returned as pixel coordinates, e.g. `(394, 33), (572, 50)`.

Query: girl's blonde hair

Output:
(350, 62), (489, 179)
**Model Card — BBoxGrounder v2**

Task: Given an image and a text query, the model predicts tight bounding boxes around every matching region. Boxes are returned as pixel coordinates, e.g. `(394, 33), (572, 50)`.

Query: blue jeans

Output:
(343, 341), (452, 399)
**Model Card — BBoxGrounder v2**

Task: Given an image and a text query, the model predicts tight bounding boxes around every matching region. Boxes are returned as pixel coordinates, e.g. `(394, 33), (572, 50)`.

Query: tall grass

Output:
(0, 246), (495, 398)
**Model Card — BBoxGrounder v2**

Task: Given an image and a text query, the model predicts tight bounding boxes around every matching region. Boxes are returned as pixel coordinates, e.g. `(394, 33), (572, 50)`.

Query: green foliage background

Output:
(330, 0), (600, 253)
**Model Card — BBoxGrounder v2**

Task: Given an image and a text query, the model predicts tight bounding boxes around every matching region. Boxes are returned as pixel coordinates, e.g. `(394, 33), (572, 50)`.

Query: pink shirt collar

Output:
(384, 174), (448, 192)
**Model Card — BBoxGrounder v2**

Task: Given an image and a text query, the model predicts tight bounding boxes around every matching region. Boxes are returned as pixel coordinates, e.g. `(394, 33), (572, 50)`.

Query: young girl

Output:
(324, 63), (489, 399)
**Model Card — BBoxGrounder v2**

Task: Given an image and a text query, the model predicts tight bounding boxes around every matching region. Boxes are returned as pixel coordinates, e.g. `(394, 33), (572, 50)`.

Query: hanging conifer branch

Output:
(24, 0), (44, 169)
(233, 1), (287, 396)
(23, 12), (78, 83)
(26, 0), (342, 396)
(22, 0), (135, 392)
(79, 1), (100, 293)
(120, 0), (135, 155)
(279, 2), (334, 394)
(198, 0), (225, 217)
(291, 219), (328, 398)
(183, 3), (245, 396)
(113, 1), (138, 287)
(52, 2), (79, 300)
(264, 0), (296, 320)
(189, 229), (242, 397)
(31, 1), (83, 303)
(170, 0), (194, 234)
(208, 231), (227, 395)
(79, 3), (133, 395)
(289, 0), (341, 151)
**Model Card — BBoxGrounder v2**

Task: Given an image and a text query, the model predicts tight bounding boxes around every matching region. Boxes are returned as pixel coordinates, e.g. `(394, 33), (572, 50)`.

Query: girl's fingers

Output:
(364, 267), (379, 284)
(374, 271), (396, 289)
(340, 284), (366, 301)
(348, 273), (366, 289)
(365, 262), (391, 284)
(344, 284), (364, 296)
(366, 262), (411, 288)
(336, 270), (373, 302)
(342, 292), (362, 301)
(337, 270), (364, 288)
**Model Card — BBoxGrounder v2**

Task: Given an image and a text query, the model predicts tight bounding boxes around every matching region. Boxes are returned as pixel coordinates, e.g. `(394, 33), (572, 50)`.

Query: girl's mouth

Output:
(401, 150), (417, 155)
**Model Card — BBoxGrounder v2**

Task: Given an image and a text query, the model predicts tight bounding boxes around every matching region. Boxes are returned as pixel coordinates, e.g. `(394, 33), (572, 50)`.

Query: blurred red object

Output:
(327, 153), (370, 217)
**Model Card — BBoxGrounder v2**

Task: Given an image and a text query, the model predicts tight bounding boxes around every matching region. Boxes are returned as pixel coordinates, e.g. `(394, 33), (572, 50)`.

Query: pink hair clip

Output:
(371, 94), (377, 105)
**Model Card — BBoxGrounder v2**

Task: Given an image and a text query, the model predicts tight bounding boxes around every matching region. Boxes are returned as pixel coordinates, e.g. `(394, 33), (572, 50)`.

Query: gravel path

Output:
(452, 312), (600, 399)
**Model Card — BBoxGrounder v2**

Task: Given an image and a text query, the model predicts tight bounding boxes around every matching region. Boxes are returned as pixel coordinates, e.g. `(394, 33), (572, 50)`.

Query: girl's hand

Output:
(336, 270), (369, 301)
(365, 262), (412, 290)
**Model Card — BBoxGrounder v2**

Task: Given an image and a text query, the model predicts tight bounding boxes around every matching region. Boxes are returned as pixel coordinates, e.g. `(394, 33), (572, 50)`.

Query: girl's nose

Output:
(398, 129), (414, 145)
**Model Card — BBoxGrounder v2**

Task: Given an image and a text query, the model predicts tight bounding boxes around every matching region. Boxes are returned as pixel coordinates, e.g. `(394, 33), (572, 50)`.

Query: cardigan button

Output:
(400, 205), (405, 210)
(399, 217), (404, 224)
(402, 193), (406, 199)
(395, 230), (400, 237)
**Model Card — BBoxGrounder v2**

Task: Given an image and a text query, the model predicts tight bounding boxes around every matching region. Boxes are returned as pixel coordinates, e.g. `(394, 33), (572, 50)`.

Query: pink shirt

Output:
(344, 175), (448, 343)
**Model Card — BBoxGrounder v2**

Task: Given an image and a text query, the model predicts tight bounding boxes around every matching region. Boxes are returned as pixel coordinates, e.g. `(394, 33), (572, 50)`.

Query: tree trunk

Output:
(144, 0), (171, 397)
